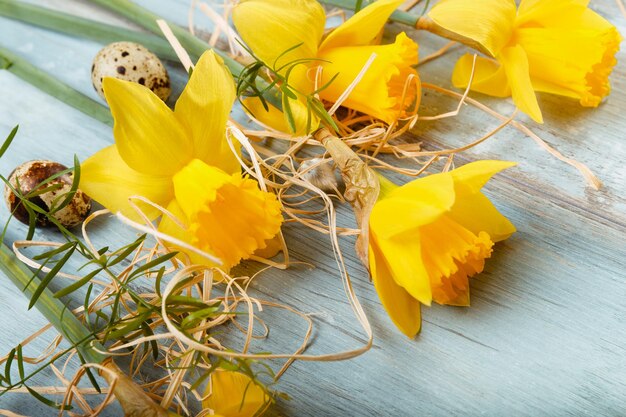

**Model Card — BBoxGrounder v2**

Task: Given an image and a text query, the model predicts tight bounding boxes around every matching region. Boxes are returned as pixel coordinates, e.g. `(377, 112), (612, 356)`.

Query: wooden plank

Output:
(0, 0), (624, 415)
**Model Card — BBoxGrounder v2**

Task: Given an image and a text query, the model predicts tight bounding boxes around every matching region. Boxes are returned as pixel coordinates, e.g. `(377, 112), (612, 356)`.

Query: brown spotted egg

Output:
(4, 160), (92, 228)
(91, 41), (171, 102)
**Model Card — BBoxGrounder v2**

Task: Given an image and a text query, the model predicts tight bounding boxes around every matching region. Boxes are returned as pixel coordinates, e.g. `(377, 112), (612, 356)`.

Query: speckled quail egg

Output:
(4, 160), (92, 228)
(91, 41), (171, 102)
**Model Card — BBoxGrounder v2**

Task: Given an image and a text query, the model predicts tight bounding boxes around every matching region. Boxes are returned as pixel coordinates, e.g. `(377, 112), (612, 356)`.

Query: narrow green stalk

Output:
(0, 0), (180, 62)
(87, 0), (282, 107)
(88, 0), (241, 75)
(0, 242), (106, 365)
(0, 47), (113, 126)
(319, 0), (419, 26)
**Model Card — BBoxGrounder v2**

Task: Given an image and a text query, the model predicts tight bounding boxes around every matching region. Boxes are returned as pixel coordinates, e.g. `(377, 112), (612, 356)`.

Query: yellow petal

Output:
(172, 159), (283, 269)
(372, 229), (433, 305)
(80, 145), (173, 221)
(428, 0), (516, 56)
(371, 171), (455, 239)
(319, 0), (403, 51)
(447, 160), (516, 242)
(449, 160), (517, 196)
(498, 45), (543, 123)
(203, 370), (269, 417)
(452, 53), (511, 98)
(317, 32), (419, 123)
(232, 0), (325, 72)
(174, 50), (240, 174)
(448, 192), (516, 243)
(369, 237), (422, 338)
(517, 0), (590, 27)
(103, 78), (192, 175)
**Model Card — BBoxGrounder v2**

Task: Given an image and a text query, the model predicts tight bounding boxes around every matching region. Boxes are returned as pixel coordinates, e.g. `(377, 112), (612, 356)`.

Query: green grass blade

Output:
(0, 0), (180, 61)
(0, 47), (113, 126)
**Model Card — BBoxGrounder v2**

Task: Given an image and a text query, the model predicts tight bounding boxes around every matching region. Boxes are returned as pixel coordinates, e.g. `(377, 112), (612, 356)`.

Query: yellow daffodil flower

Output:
(427, 0), (621, 123)
(80, 51), (283, 270)
(233, 0), (419, 133)
(203, 370), (270, 417)
(369, 161), (516, 337)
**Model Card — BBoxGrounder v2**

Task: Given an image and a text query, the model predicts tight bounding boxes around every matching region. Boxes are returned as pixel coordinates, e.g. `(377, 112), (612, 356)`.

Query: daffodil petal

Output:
(369, 238), (422, 338)
(80, 145), (173, 221)
(517, 0), (589, 27)
(371, 172), (454, 239)
(232, 0), (325, 71)
(449, 160), (517, 195)
(498, 45), (543, 123)
(103, 77), (192, 175)
(428, 0), (516, 56)
(373, 230), (433, 305)
(319, 0), (403, 51)
(203, 370), (269, 417)
(452, 53), (511, 98)
(174, 50), (240, 174)
(448, 160), (516, 242)
(317, 32), (419, 123)
(449, 192), (516, 243)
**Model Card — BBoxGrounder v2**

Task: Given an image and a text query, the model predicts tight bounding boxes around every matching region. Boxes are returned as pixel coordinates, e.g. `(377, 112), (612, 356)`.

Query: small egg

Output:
(91, 41), (171, 102)
(4, 160), (92, 228)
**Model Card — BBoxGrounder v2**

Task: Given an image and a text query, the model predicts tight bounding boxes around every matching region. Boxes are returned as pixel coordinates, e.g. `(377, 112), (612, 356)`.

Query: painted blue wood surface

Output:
(0, 1), (625, 415)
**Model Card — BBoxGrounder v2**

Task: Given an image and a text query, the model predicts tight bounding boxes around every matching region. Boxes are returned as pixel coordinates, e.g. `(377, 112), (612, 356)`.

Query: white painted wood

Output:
(0, 1), (624, 415)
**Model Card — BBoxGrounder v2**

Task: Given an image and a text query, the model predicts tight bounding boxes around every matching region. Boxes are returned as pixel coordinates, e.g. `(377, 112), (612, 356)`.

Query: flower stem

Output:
(0, 0), (180, 62)
(0, 242), (106, 365)
(0, 47), (113, 126)
(314, 128), (379, 267)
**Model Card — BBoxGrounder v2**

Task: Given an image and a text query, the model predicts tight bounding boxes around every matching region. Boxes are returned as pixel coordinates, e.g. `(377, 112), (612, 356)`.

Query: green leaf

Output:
(180, 305), (222, 329)
(54, 267), (102, 298)
(127, 252), (178, 281)
(0, 125), (18, 158)
(107, 234), (147, 267)
(33, 241), (75, 261)
(16, 345), (24, 380)
(28, 243), (77, 309)
(282, 94), (297, 134)
(272, 42), (304, 70)
(26, 385), (70, 409)
(4, 348), (15, 385)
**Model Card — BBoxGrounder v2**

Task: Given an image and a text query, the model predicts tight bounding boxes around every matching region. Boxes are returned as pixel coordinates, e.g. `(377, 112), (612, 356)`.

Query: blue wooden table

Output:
(0, 1), (625, 415)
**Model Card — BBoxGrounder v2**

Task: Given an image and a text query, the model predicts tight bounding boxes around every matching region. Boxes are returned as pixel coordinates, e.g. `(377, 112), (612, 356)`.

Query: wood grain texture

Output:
(0, 0), (625, 415)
